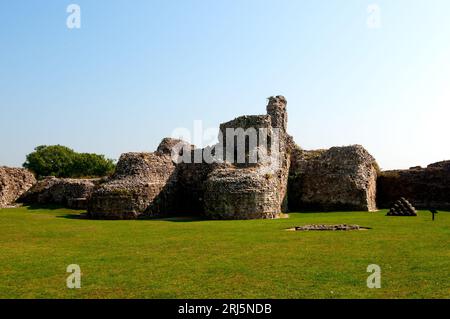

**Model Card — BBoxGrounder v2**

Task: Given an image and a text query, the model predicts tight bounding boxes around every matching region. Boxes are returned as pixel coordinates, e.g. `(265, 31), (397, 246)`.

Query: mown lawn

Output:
(0, 206), (448, 299)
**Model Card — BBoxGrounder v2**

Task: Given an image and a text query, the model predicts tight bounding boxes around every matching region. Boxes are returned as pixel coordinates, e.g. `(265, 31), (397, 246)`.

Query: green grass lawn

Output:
(0, 206), (449, 299)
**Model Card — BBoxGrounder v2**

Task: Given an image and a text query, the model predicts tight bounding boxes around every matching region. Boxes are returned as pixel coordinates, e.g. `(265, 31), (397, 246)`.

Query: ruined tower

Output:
(203, 96), (291, 219)
(267, 95), (290, 212)
(87, 96), (292, 220)
(267, 95), (288, 132)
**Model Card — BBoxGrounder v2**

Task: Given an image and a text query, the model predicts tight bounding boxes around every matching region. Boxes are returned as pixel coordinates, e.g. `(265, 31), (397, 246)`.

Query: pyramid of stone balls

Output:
(386, 197), (417, 216)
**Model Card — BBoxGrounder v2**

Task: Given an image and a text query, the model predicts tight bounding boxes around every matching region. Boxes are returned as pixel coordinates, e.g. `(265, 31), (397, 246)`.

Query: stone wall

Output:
(86, 97), (294, 220)
(204, 163), (284, 219)
(203, 96), (290, 219)
(0, 167), (36, 208)
(218, 115), (273, 166)
(21, 94), (415, 219)
(156, 138), (194, 156)
(267, 96), (291, 213)
(377, 161), (450, 209)
(88, 142), (179, 219)
(288, 145), (378, 212)
(18, 176), (98, 209)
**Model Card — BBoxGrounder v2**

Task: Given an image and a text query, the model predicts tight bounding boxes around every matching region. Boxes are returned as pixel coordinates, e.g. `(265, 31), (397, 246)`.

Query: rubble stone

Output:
(203, 96), (291, 219)
(18, 177), (98, 210)
(377, 161), (450, 210)
(15, 95), (400, 219)
(290, 224), (365, 231)
(88, 151), (178, 219)
(288, 145), (379, 211)
(0, 167), (36, 208)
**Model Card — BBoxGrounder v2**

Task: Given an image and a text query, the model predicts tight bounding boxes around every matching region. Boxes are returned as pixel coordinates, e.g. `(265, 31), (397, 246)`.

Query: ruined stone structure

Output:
(0, 167), (36, 208)
(204, 96), (291, 219)
(288, 145), (378, 211)
(84, 96), (383, 219)
(377, 161), (450, 210)
(289, 224), (367, 231)
(85, 97), (292, 219)
(8, 95), (397, 219)
(156, 138), (194, 156)
(88, 150), (179, 219)
(18, 177), (99, 210)
(386, 198), (417, 216)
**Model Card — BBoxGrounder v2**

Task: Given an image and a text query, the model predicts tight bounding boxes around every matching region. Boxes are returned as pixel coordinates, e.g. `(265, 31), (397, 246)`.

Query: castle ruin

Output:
(1, 96), (401, 217)
(83, 96), (379, 219)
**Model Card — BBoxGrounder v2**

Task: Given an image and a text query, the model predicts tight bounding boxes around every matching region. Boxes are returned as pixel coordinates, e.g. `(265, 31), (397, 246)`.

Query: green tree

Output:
(23, 145), (115, 178)
(72, 153), (116, 177)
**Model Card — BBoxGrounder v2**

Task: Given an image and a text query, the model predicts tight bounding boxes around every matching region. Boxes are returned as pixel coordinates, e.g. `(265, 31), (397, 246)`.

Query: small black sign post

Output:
(430, 209), (438, 221)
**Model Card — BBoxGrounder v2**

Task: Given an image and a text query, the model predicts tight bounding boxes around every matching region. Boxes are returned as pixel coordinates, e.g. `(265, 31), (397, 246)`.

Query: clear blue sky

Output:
(1, 0), (449, 170)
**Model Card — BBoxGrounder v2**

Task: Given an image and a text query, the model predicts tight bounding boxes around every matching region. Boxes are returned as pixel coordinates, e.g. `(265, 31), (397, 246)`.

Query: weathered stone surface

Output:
(204, 163), (285, 219)
(68, 198), (89, 210)
(82, 95), (387, 220)
(156, 138), (194, 156)
(288, 145), (378, 212)
(88, 149), (178, 219)
(19, 176), (98, 209)
(386, 197), (417, 216)
(204, 96), (290, 219)
(0, 167), (36, 208)
(218, 115), (273, 167)
(377, 161), (450, 210)
(289, 224), (365, 231)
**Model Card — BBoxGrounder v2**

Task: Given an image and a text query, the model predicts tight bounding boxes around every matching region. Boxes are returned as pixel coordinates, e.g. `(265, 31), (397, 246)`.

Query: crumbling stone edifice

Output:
(88, 151), (179, 219)
(18, 176), (99, 210)
(3, 96), (450, 217)
(84, 96), (379, 219)
(0, 167), (36, 208)
(378, 161), (450, 210)
(289, 145), (379, 212)
(86, 96), (293, 219)
(204, 96), (291, 219)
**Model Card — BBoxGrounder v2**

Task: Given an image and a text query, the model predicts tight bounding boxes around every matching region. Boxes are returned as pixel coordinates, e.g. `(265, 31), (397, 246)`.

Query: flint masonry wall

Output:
(203, 96), (290, 219)
(268, 96), (291, 213)
(88, 151), (178, 219)
(0, 167), (36, 208)
(86, 97), (294, 220)
(19, 177), (98, 209)
(204, 163), (283, 219)
(288, 145), (378, 212)
(377, 161), (450, 210)
(15, 95), (392, 218)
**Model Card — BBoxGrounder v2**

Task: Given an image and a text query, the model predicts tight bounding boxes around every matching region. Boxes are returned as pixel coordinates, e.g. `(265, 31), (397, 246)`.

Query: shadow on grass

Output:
(141, 216), (207, 223)
(57, 214), (87, 220)
(55, 213), (207, 222)
(25, 204), (69, 211)
(289, 210), (378, 214)
(22, 204), (89, 220)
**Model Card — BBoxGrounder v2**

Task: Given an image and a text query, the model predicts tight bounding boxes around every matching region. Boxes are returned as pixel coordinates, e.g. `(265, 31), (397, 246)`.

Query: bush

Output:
(23, 145), (115, 178)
